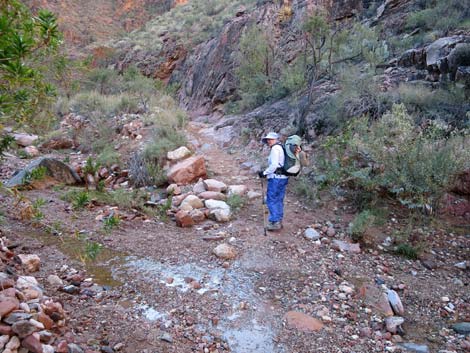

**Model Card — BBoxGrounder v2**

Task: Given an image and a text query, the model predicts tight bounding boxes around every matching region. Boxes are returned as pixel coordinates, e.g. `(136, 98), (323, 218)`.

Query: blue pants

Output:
(266, 178), (288, 222)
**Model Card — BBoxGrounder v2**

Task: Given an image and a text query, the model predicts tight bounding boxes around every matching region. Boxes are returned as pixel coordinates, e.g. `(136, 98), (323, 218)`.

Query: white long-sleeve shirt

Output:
(263, 144), (287, 179)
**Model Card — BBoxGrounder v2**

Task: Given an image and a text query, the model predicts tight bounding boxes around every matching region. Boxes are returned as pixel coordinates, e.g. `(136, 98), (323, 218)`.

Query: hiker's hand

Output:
(258, 170), (266, 178)
(294, 145), (302, 155)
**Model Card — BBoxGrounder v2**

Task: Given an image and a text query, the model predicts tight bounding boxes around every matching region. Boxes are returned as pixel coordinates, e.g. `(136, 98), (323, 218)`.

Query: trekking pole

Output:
(260, 178), (267, 236)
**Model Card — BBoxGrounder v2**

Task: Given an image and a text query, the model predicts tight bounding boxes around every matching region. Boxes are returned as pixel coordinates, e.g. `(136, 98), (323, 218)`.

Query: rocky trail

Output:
(0, 121), (469, 353)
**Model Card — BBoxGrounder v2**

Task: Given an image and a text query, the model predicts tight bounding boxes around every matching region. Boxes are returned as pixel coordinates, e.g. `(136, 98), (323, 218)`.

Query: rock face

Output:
(5, 158), (82, 188)
(175, 0), (366, 115)
(166, 156), (207, 185)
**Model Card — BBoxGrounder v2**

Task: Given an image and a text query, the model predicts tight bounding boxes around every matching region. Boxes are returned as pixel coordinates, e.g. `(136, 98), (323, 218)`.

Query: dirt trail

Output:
(2, 120), (469, 353)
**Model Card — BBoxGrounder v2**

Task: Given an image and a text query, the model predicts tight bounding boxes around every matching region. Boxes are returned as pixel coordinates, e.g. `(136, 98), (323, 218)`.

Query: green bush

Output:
(348, 104), (470, 211)
(349, 210), (375, 242)
(97, 146), (121, 167)
(226, 194), (245, 212)
(395, 243), (419, 260)
(406, 0), (470, 34)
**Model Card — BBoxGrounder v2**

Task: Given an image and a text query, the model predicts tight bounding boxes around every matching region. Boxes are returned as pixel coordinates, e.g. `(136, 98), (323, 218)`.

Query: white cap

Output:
(261, 132), (279, 143)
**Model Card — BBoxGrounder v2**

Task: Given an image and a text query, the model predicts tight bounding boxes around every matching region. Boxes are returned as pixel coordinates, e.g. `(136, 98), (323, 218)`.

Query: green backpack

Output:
(276, 135), (302, 176)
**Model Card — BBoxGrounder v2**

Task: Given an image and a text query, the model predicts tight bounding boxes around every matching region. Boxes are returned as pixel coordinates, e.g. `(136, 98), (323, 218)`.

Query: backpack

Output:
(275, 135), (302, 176)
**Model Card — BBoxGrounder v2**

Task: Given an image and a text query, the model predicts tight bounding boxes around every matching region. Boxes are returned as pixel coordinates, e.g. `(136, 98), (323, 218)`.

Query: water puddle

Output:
(28, 233), (278, 353)
(25, 231), (125, 287)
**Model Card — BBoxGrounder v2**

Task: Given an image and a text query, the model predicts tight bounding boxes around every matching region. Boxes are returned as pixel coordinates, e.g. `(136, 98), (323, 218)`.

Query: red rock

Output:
(41, 137), (73, 150)
(56, 340), (68, 353)
(22, 334), (43, 353)
(0, 323), (13, 335)
(0, 287), (17, 297)
(285, 311), (324, 332)
(167, 156), (207, 185)
(0, 296), (20, 317)
(0, 276), (15, 289)
(359, 284), (394, 317)
(175, 210), (194, 228)
(37, 312), (54, 330)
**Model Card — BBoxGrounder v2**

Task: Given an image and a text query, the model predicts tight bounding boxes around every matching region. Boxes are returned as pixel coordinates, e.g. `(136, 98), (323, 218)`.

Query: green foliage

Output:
(129, 125), (186, 187)
(22, 166), (48, 184)
(0, 0), (62, 130)
(406, 0), (470, 34)
(321, 104), (470, 212)
(32, 197), (46, 221)
(0, 135), (14, 157)
(226, 194), (245, 212)
(349, 210), (375, 242)
(395, 243), (419, 260)
(293, 174), (318, 203)
(103, 214), (120, 232)
(84, 241), (103, 260)
(71, 190), (90, 210)
(83, 157), (99, 176)
(96, 146), (120, 168)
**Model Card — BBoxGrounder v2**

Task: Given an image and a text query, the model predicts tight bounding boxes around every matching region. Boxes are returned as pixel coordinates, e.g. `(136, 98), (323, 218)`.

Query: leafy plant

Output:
(395, 243), (419, 260)
(349, 210), (375, 242)
(0, 0), (62, 129)
(71, 190), (90, 209)
(226, 194), (245, 213)
(84, 241), (103, 260)
(22, 166), (48, 184)
(103, 214), (120, 233)
(32, 198), (46, 221)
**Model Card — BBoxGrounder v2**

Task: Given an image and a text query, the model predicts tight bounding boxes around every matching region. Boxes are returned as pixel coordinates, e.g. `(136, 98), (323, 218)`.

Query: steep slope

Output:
(25, 0), (175, 54)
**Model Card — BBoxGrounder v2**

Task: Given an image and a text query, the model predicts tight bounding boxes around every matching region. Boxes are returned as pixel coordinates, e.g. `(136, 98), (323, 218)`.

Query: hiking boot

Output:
(266, 221), (282, 231)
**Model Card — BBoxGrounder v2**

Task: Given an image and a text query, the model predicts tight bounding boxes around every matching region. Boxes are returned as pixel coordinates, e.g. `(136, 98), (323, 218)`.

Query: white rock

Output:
(385, 316), (404, 333)
(209, 208), (231, 222)
(193, 178), (206, 194)
(0, 335), (9, 350)
(203, 179), (227, 192)
(24, 146), (40, 157)
(387, 290), (405, 315)
(454, 261), (467, 270)
(228, 185), (247, 196)
(304, 228), (320, 240)
(205, 199), (230, 210)
(47, 275), (63, 287)
(339, 285), (354, 294)
(166, 184), (181, 195)
(213, 244), (237, 260)
(42, 345), (55, 353)
(441, 296), (450, 302)
(167, 146), (191, 161)
(180, 195), (204, 209)
(12, 133), (38, 147)
(16, 276), (39, 290)
(6, 335), (20, 350)
(247, 190), (262, 200)
(17, 254), (41, 273)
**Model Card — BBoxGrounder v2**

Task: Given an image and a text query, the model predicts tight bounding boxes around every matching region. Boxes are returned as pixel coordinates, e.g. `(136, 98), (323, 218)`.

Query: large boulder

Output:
(5, 158), (81, 188)
(180, 195), (204, 210)
(451, 170), (470, 195)
(198, 191), (227, 201)
(167, 156), (207, 185)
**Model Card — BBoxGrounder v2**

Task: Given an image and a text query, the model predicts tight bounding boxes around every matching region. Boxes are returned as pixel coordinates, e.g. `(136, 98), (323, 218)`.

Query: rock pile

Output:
(0, 238), (87, 353)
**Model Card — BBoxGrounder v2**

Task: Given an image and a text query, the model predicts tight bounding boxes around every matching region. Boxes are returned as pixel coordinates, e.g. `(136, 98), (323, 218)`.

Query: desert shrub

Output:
(293, 174), (318, 203)
(405, 0), (470, 34)
(226, 194), (245, 212)
(96, 146), (121, 167)
(129, 125), (185, 187)
(349, 210), (375, 242)
(395, 243), (419, 260)
(397, 84), (469, 128)
(348, 104), (470, 211)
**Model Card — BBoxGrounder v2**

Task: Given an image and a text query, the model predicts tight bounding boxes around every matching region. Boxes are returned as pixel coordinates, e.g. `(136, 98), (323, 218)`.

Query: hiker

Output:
(258, 132), (301, 231)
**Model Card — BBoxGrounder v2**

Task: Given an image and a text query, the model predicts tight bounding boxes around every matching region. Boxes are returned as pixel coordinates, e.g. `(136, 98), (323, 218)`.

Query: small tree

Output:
(0, 0), (61, 136)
